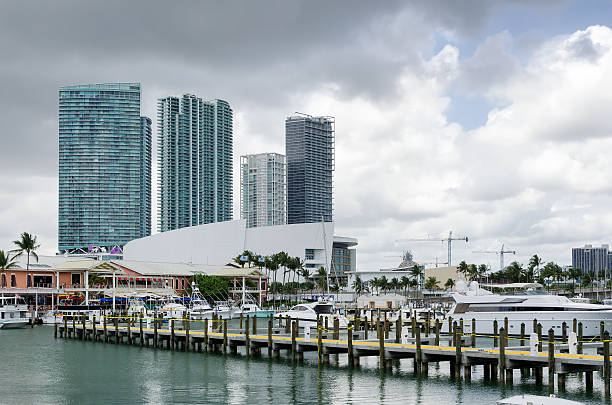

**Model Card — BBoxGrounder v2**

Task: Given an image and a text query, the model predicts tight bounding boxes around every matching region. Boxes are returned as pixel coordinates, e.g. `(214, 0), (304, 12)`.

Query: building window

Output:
(1, 274), (6, 288)
(27, 275), (32, 288)
(305, 249), (315, 260)
(181, 279), (185, 290)
(10, 274), (16, 288)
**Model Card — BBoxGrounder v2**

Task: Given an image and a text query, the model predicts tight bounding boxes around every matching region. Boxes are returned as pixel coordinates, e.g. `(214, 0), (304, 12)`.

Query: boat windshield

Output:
(313, 304), (333, 315)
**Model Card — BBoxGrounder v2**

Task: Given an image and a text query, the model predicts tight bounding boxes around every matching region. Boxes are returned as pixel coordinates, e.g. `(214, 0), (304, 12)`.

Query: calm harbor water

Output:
(0, 326), (608, 404)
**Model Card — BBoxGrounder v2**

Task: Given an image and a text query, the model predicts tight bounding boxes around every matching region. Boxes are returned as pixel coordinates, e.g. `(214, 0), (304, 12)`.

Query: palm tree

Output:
(529, 255), (543, 280)
(568, 267), (582, 294)
(352, 276), (364, 296)
(424, 276), (440, 291)
(12, 232), (40, 271)
(467, 264), (478, 281)
(317, 266), (328, 293)
(0, 250), (18, 287)
(371, 277), (380, 294)
(477, 264), (488, 282)
(444, 278), (455, 291)
(400, 276), (410, 297)
(379, 276), (389, 294)
(390, 277), (399, 294)
(410, 264), (423, 297)
(458, 261), (469, 279)
(265, 256), (279, 303)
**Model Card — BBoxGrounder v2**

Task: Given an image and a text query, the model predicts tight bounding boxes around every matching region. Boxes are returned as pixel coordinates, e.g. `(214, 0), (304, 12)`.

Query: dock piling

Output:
(548, 328), (555, 391)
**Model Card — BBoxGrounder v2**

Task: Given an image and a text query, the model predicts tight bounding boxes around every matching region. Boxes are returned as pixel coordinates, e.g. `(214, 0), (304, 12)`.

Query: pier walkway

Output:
(55, 314), (612, 397)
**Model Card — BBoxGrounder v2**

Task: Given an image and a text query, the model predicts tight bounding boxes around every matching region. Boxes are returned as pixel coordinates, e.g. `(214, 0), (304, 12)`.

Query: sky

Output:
(2, 0), (612, 272)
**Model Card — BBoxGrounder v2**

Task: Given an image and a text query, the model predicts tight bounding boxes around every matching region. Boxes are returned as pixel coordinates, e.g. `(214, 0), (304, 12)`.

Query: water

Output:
(0, 327), (608, 404)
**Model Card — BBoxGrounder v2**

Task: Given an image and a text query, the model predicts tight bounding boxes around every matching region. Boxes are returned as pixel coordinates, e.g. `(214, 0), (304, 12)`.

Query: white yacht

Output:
(0, 296), (30, 329)
(443, 281), (612, 337)
(160, 301), (188, 320)
(127, 298), (148, 317)
(275, 301), (349, 328)
(187, 284), (213, 320)
(234, 303), (274, 318)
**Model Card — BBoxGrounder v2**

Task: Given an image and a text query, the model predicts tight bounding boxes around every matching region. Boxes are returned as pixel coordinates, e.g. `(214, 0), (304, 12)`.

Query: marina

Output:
(52, 310), (612, 401)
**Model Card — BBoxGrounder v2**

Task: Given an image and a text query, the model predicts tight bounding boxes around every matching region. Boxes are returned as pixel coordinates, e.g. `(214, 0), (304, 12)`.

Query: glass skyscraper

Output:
(58, 83), (151, 253)
(286, 115), (335, 224)
(157, 94), (233, 232)
(240, 153), (286, 228)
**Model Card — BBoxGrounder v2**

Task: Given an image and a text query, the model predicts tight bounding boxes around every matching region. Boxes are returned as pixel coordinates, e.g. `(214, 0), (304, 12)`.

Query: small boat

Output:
(187, 284), (213, 320)
(0, 296), (30, 329)
(127, 298), (148, 317)
(212, 302), (235, 320)
(275, 300), (348, 328)
(160, 302), (187, 320)
(234, 303), (274, 318)
(497, 394), (583, 405)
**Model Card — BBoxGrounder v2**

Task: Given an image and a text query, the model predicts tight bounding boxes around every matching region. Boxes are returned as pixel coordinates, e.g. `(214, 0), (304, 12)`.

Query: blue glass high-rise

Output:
(286, 115), (334, 224)
(157, 94), (233, 232)
(58, 83), (151, 253)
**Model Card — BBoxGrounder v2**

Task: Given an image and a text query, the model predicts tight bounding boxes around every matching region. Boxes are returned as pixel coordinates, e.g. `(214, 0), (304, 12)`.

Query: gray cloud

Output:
(0, 0), (604, 275)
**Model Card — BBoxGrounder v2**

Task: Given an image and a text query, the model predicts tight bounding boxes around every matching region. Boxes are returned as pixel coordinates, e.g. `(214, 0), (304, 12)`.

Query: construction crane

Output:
(420, 258), (449, 268)
(472, 243), (516, 271)
(395, 231), (468, 266)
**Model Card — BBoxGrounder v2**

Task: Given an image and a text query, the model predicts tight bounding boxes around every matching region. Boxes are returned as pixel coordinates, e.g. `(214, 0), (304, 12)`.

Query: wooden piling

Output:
(240, 312), (243, 329)
(348, 323), (354, 364)
(364, 316), (368, 340)
(139, 315), (143, 347)
(252, 315), (257, 335)
(412, 315), (417, 338)
(572, 318), (577, 334)
(537, 323), (543, 352)
(578, 322), (583, 354)
(291, 320), (297, 356)
(153, 316), (158, 348)
(395, 317), (401, 343)
(415, 324), (422, 373)
(585, 371), (593, 391)
(548, 328), (555, 391)
(103, 315), (107, 343)
(499, 327), (506, 384)
(204, 318), (208, 351)
(170, 320), (175, 351)
(447, 316), (453, 341)
(601, 321), (605, 343)
(520, 323), (525, 347)
(604, 331), (610, 397)
(562, 321), (567, 343)
(324, 317), (329, 334)
(54, 322), (58, 339)
(493, 320), (498, 347)
(127, 316), (132, 345)
(454, 322), (461, 378)
(317, 319), (323, 363)
(378, 321), (385, 369)
(245, 316), (250, 356)
(425, 312), (430, 337)
(384, 318), (390, 339)
(333, 317), (339, 340)
(114, 316), (119, 344)
(185, 315), (190, 352)
(223, 319), (228, 353)
(471, 318), (476, 348)
(504, 317), (508, 336)
(72, 317), (76, 339)
(267, 316), (273, 356)
(435, 319), (440, 346)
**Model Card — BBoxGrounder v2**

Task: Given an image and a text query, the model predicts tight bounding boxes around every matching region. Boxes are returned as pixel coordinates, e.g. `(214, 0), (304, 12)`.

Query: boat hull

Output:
(0, 320), (29, 329)
(441, 311), (612, 337)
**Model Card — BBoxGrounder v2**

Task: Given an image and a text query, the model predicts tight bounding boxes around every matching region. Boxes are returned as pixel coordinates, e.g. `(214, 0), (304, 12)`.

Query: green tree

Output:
(0, 250), (18, 287)
(467, 264), (478, 281)
(400, 275), (410, 296)
(191, 274), (229, 303)
(444, 278), (455, 291)
(12, 232), (40, 271)
(352, 276), (364, 296)
(379, 276), (389, 294)
(477, 264), (488, 281)
(316, 266), (328, 293)
(506, 261), (524, 283)
(529, 255), (543, 279)
(424, 276), (440, 291)
(390, 277), (399, 294)
(567, 267), (582, 294)
(458, 261), (469, 279)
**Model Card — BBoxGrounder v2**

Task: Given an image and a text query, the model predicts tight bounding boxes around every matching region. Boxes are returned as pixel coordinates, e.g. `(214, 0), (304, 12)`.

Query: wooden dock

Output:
(56, 315), (612, 397)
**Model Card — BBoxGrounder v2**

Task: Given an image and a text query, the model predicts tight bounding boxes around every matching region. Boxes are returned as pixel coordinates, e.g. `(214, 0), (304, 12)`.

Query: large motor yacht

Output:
(0, 296), (30, 329)
(187, 284), (213, 320)
(443, 280), (612, 337)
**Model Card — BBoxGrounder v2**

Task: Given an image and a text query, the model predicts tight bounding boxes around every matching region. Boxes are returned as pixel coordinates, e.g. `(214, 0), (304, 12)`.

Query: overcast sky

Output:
(2, 0), (612, 271)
